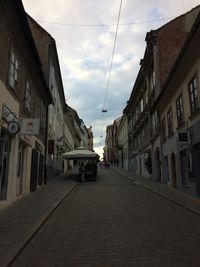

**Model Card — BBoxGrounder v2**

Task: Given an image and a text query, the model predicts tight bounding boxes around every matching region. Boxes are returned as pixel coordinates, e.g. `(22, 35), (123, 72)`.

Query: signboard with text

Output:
(20, 119), (40, 135)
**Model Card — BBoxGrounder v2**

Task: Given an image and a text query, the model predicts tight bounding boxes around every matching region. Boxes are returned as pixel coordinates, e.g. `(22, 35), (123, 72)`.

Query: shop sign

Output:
(20, 119), (40, 135)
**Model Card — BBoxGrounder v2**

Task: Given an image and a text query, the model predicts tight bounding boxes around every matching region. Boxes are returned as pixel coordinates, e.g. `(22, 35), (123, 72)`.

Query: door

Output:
(16, 144), (25, 196)
(38, 153), (44, 186)
(164, 156), (170, 184)
(171, 153), (177, 188)
(192, 144), (200, 197)
(180, 150), (188, 187)
(155, 148), (161, 182)
(0, 133), (10, 200)
(139, 157), (142, 174)
(30, 149), (38, 192)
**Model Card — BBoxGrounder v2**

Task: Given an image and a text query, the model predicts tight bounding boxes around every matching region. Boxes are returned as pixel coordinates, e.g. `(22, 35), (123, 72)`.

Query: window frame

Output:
(188, 75), (199, 115)
(24, 80), (31, 113)
(167, 107), (173, 136)
(161, 116), (166, 142)
(176, 94), (184, 128)
(8, 50), (19, 93)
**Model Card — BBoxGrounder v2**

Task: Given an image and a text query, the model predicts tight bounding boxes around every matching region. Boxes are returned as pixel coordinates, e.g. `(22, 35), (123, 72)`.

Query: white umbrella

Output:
(62, 147), (99, 160)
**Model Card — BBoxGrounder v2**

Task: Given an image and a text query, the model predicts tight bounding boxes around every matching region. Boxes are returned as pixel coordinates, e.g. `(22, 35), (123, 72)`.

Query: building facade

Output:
(117, 114), (128, 170)
(104, 116), (122, 165)
(0, 1), (52, 205)
(28, 16), (66, 180)
(87, 126), (94, 151)
(124, 5), (200, 180)
(156, 12), (200, 197)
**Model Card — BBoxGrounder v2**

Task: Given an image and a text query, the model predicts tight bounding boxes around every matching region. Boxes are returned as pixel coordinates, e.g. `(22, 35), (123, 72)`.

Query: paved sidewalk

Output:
(112, 166), (200, 216)
(0, 171), (78, 267)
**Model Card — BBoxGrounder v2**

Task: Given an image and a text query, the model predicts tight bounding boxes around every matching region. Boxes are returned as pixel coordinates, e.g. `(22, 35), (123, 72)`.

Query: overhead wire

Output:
(37, 17), (174, 27)
(102, 0), (123, 112)
(100, 0), (123, 142)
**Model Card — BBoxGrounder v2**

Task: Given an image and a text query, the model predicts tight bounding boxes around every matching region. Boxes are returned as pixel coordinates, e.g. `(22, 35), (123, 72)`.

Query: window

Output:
(140, 98), (144, 113)
(161, 117), (166, 141)
(176, 95), (184, 127)
(167, 108), (173, 136)
(189, 75), (199, 115)
(151, 111), (158, 134)
(145, 90), (148, 105)
(148, 70), (155, 92)
(49, 104), (53, 127)
(136, 105), (139, 120)
(9, 50), (19, 92)
(141, 127), (145, 145)
(35, 97), (45, 129)
(24, 81), (31, 112)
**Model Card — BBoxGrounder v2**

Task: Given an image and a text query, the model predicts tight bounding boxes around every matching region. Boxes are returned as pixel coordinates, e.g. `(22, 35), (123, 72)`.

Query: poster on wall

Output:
(20, 119), (40, 135)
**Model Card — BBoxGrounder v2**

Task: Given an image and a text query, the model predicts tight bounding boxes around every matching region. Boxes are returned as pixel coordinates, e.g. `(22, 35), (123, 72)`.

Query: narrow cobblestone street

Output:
(10, 168), (200, 267)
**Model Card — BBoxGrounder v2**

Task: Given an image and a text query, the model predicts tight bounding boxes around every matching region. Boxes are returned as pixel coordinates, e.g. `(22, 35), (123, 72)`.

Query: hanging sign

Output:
(8, 121), (20, 134)
(2, 104), (17, 123)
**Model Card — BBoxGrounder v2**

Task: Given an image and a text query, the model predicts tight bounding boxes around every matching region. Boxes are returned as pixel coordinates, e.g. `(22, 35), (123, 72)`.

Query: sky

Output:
(22, 0), (200, 157)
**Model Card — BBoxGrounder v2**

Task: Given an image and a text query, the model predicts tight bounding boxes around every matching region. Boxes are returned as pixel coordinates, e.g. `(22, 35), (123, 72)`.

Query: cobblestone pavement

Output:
(0, 172), (78, 267)
(10, 168), (200, 267)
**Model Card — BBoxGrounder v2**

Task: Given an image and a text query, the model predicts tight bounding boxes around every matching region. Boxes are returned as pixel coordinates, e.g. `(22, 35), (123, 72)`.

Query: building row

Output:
(104, 5), (200, 197)
(0, 1), (93, 206)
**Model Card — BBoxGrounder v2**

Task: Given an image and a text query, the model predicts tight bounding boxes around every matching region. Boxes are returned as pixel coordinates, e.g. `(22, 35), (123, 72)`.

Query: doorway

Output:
(155, 148), (161, 182)
(163, 156), (170, 184)
(16, 143), (25, 196)
(0, 133), (10, 200)
(171, 153), (177, 188)
(30, 149), (39, 192)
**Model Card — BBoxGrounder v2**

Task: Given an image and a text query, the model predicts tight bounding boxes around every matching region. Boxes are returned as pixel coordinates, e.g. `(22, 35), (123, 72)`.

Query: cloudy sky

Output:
(22, 0), (200, 157)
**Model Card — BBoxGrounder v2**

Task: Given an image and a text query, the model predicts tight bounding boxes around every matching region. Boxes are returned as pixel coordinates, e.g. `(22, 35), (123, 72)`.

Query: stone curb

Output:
(1, 183), (78, 267)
